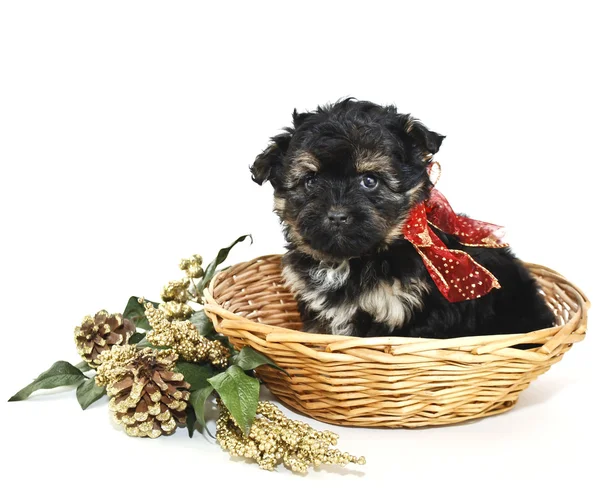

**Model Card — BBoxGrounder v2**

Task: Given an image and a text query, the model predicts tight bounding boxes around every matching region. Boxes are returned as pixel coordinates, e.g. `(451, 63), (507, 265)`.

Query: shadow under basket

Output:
(203, 254), (589, 428)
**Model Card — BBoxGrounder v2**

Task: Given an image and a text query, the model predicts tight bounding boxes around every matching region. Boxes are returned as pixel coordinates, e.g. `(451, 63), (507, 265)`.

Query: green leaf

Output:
(175, 361), (215, 392)
(189, 385), (214, 431)
(189, 310), (237, 360)
(234, 346), (288, 375)
(123, 296), (159, 332)
(189, 310), (218, 337)
(208, 365), (259, 435)
(136, 336), (151, 348)
(75, 361), (92, 372)
(129, 331), (145, 344)
(199, 235), (252, 291)
(186, 406), (196, 438)
(76, 378), (106, 410)
(8, 361), (86, 402)
(135, 337), (169, 351)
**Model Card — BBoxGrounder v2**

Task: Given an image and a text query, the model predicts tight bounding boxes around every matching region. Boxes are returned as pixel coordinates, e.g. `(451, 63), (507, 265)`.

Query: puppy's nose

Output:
(327, 209), (349, 225)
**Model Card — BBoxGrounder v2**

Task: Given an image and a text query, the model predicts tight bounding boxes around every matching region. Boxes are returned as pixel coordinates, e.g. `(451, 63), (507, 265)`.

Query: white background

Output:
(1, 1), (598, 500)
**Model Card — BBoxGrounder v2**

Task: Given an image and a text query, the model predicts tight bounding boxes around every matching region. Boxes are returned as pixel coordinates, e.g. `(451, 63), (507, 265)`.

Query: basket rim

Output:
(204, 254), (589, 357)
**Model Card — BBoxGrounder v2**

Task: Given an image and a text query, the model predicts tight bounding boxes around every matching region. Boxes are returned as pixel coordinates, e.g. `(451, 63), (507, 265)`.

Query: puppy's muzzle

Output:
(326, 208), (350, 227)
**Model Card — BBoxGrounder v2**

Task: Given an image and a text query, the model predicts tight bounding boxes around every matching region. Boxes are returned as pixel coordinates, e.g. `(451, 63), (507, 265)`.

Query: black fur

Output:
(251, 98), (555, 339)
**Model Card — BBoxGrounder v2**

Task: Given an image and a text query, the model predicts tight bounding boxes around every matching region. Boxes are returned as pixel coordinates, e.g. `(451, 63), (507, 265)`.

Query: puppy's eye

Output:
(360, 174), (378, 190)
(304, 173), (318, 189)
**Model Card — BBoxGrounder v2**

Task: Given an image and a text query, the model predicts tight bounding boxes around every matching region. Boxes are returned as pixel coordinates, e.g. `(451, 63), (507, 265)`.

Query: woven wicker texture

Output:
(204, 254), (589, 428)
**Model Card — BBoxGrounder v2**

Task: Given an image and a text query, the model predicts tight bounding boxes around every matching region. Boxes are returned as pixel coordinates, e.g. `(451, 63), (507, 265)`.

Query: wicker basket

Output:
(203, 254), (589, 428)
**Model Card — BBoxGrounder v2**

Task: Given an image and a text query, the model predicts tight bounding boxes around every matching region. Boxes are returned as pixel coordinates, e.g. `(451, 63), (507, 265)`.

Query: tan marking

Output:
(285, 221), (332, 262)
(383, 225), (405, 245)
(293, 151), (319, 169)
(355, 150), (393, 175)
(382, 182), (427, 245)
(287, 151), (319, 184)
(273, 197), (286, 217)
(406, 182), (425, 198)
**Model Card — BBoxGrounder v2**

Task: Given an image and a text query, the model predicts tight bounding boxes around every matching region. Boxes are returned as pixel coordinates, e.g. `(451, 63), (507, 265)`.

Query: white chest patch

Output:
(282, 261), (355, 335)
(308, 260), (351, 290)
(282, 260), (429, 336)
(358, 278), (429, 330)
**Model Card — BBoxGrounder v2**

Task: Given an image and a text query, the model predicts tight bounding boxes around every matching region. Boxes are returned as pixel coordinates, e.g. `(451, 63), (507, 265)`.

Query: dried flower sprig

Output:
(216, 400), (366, 473)
(143, 300), (229, 368)
(180, 254), (204, 279)
(159, 301), (194, 320)
(8, 234), (366, 474)
(161, 278), (191, 304)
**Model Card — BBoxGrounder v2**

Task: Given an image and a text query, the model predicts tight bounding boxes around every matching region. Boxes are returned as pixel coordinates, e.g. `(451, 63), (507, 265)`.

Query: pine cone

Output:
(74, 311), (135, 368)
(96, 346), (190, 439)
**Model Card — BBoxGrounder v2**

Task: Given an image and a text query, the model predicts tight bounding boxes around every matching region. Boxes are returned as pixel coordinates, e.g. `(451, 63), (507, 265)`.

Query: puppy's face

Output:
(251, 100), (444, 260)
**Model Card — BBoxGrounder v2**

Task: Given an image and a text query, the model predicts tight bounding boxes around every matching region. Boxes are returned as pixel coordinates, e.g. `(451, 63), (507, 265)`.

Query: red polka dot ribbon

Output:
(402, 184), (508, 303)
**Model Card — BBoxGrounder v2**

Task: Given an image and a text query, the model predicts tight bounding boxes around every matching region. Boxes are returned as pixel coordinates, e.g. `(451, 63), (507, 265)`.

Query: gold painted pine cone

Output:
(74, 310), (135, 368)
(97, 346), (190, 439)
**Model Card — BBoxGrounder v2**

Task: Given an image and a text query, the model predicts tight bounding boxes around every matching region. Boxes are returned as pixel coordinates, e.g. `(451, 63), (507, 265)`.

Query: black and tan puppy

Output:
(250, 99), (554, 339)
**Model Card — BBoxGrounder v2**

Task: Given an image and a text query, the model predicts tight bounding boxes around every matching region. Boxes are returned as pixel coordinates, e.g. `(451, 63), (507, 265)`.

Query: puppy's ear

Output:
(250, 132), (291, 186)
(393, 114), (445, 155)
(407, 119), (445, 155)
(292, 108), (313, 128)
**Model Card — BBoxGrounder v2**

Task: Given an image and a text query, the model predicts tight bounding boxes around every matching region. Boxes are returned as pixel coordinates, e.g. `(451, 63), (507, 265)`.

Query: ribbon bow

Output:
(402, 165), (508, 302)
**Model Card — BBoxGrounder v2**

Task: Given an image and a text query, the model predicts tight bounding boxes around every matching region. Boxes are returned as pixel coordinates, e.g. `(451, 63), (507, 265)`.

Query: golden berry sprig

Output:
(216, 401), (366, 473)
(159, 301), (194, 321)
(180, 254), (204, 279)
(142, 300), (229, 368)
(160, 278), (190, 304)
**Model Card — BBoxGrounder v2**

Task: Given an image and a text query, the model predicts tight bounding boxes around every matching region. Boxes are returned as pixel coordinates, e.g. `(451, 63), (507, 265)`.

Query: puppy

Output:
(250, 99), (555, 339)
